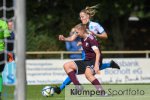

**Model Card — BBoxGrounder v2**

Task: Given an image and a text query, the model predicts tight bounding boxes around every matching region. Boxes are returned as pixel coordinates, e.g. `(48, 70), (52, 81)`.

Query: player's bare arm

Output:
(92, 46), (100, 74)
(95, 32), (108, 39)
(59, 33), (77, 42)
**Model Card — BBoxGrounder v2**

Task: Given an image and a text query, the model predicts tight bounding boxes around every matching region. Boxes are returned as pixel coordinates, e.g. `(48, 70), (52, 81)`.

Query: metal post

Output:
(146, 52), (149, 58)
(15, 0), (26, 100)
(61, 52), (64, 60)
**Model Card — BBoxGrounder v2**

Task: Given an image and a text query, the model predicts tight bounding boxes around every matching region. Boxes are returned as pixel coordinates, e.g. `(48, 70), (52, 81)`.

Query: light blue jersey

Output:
(88, 21), (105, 34)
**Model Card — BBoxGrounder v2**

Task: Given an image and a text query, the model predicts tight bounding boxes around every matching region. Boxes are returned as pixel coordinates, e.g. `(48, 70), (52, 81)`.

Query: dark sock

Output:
(67, 71), (80, 85)
(91, 79), (103, 91)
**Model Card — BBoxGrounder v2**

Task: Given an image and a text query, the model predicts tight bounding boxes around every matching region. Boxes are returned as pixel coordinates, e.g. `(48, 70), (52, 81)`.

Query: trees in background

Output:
(26, 0), (150, 51)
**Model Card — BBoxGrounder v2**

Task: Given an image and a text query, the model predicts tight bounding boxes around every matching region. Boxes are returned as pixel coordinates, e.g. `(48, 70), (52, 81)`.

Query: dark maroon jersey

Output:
(81, 35), (101, 60)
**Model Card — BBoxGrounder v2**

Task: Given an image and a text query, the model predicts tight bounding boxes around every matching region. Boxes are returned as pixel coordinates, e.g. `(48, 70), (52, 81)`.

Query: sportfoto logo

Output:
(65, 84), (147, 100)
(70, 89), (105, 97)
(70, 88), (145, 97)
(107, 88), (145, 96)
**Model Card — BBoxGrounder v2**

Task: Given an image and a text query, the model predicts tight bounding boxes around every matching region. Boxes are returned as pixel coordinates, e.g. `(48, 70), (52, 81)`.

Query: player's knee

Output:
(85, 72), (90, 79)
(85, 75), (92, 81)
(63, 62), (70, 71)
(85, 71), (94, 81)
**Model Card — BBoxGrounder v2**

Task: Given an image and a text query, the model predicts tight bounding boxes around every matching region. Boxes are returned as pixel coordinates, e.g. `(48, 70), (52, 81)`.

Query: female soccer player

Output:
(54, 5), (120, 94)
(59, 24), (104, 93)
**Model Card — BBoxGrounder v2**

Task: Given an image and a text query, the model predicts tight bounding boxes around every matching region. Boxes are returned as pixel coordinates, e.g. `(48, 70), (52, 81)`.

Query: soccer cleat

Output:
(110, 60), (120, 69)
(54, 86), (61, 94)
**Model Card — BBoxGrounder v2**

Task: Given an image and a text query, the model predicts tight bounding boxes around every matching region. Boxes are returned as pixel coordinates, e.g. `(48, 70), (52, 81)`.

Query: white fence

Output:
(26, 50), (150, 59)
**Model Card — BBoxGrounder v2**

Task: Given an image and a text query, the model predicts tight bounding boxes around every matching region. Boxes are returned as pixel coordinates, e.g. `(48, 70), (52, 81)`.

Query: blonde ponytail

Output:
(81, 4), (99, 18)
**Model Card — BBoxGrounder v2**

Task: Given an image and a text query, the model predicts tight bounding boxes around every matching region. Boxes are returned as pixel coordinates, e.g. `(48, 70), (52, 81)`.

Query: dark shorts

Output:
(74, 58), (102, 75)
(0, 52), (7, 72)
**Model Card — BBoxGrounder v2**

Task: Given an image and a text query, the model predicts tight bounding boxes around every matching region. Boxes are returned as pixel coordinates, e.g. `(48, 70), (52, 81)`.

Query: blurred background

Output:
(0, 0), (150, 100)
(1, 0), (150, 58)
(25, 0), (150, 52)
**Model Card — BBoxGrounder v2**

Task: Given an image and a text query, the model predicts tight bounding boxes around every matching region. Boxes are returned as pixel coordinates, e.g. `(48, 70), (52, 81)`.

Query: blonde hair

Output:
(74, 23), (91, 35)
(74, 23), (86, 32)
(80, 4), (99, 18)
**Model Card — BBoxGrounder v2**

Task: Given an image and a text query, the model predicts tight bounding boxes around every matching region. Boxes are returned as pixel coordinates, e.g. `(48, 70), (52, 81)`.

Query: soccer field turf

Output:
(2, 84), (150, 100)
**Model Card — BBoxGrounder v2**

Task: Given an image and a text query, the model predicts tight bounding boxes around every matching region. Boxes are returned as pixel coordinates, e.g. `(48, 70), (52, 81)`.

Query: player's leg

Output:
(59, 77), (71, 90)
(54, 53), (120, 94)
(54, 51), (85, 94)
(85, 67), (104, 90)
(85, 67), (105, 95)
(54, 77), (71, 94)
(63, 61), (81, 85)
(63, 60), (88, 90)
(54, 61), (78, 94)
(60, 60), (84, 91)
(100, 60), (120, 70)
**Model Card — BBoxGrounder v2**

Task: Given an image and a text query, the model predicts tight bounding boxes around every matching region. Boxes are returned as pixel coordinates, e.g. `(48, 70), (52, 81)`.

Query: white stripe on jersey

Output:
(92, 46), (98, 50)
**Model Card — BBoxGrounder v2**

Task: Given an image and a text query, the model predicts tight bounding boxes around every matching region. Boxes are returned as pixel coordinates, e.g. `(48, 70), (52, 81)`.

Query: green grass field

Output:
(2, 84), (150, 100)
(2, 85), (65, 100)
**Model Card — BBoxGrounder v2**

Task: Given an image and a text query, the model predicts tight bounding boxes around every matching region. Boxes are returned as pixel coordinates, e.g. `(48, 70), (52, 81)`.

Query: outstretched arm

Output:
(59, 33), (77, 42)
